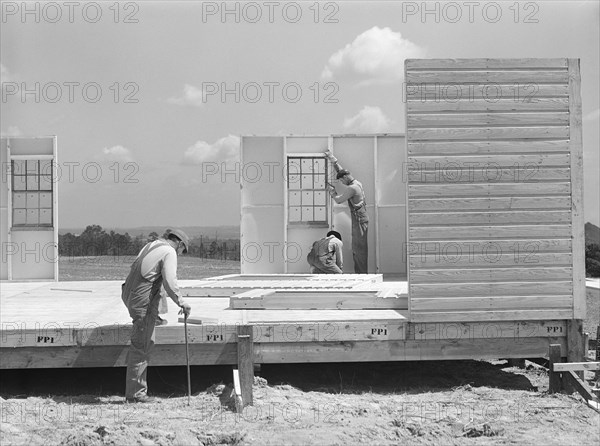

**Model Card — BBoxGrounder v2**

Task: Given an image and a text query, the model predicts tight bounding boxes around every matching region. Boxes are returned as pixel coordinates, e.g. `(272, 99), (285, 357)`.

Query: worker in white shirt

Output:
(307, 230), (344, 274)
(325, 150), (369, 273)
(121, 228), (192, 403)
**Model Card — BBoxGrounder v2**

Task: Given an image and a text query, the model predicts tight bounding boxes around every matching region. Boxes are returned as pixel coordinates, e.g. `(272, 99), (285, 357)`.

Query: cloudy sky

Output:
(1, 0), (599, 228)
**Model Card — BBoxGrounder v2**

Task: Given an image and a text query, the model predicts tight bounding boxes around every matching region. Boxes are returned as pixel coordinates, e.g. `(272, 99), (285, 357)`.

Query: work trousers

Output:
(124, 291), (160, 399)
(351, 212), (369, 274)
(310, 263), (343, 274)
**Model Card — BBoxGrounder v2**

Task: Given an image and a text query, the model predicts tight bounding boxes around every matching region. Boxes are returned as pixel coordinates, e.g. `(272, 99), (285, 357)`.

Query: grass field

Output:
(59, 255), (240, 281)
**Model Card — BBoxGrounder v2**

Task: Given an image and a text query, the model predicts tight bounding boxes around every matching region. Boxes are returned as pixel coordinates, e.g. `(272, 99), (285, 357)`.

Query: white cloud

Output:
(343, 106), (392, 133)
(167, 84), (205, 107)
(583, 108), (600, 122)
(321, 26), (425, 86)
(183, 134), (240, 164)
(101, 145), (133, 162)
(0, 126), (22, 137)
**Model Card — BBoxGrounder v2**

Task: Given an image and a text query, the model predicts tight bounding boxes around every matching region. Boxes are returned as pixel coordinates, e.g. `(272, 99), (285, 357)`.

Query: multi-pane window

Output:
(287, 156), (328, 224)
(12, 160), (53, 227)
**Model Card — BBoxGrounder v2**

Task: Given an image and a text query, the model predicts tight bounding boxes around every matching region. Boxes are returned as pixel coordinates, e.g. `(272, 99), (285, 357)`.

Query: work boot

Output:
(155, 316), (168, 326)
(125, 395), (158, 403)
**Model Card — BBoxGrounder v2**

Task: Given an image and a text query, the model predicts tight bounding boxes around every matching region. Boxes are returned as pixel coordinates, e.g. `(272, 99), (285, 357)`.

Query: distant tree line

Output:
(586, 243), (600, 277)
(59, 225), (240, 261)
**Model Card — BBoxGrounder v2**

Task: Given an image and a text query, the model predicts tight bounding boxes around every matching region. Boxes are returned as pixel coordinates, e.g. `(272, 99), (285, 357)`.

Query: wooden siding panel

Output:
(408, 112), (569, 127)
(405, 84), (569, 101)
(409, 197), (572, 211)
(409, 225), (572, 240)
(568, 59), (585, 319)
(410, 281), (573, 298)
(406, 70), (569, 84)
(405, 58), (581, 322)
(409, 210), (571, 225)
(411, 295), (572, 311)
(409, 253), (573, 269)
(408, 167), (571, 183)
(405, 58), (568, 70)
(408, 126), (569, 141)
(409, 183), (571, 198)
(407, 98), (569, 113)
(410, 266), (573, 283)
(408, 140), (570, 155)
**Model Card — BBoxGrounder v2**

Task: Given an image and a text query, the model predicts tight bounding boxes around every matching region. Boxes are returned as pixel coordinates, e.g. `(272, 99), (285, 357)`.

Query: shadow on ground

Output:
(0, 360), (536, 398)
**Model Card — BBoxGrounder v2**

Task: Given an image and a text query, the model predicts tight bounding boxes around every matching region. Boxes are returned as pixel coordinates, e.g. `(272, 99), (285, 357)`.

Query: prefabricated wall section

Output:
(1, 136), (58, 281)
(404, 58), (584, 322)
(240, 134), (407, 276)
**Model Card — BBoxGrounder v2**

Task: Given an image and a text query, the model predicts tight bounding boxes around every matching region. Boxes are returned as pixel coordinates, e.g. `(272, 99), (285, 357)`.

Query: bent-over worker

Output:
(325, 150), (369, 273)
(307, 230), (344, 274)
(121, 228), (192, 403)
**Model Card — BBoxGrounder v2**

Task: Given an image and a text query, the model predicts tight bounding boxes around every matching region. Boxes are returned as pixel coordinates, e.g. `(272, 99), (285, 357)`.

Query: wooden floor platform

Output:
(0, 274), (568, 369)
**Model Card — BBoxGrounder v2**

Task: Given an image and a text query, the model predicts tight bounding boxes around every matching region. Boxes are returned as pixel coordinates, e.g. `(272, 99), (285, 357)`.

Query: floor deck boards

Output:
(0, 275), (573, 369)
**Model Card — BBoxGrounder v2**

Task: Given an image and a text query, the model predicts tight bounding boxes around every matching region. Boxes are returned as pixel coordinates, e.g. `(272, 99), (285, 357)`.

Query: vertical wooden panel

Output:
(237, 325), (254, 407)
(568, 59), (585, 319)
(405, 59), (581, 323)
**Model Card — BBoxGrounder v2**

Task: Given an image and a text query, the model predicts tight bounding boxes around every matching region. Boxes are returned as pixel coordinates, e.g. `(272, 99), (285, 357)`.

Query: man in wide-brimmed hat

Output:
(121, 228), (192, 403)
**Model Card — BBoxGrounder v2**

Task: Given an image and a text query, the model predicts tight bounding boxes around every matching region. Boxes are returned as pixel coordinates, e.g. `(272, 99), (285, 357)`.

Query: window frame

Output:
(286, 155), (329, 227)
(11, 159), (54, 228)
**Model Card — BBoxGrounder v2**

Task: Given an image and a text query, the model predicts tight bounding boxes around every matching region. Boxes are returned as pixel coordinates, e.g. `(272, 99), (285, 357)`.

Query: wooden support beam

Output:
(237, 325), (254, 407)
(596, 326), (600, 381)
(566, 320), (585, 392)
(549, 344), (562, 394)
(563, 370), (599, 403)
(553, 362), (600, 372)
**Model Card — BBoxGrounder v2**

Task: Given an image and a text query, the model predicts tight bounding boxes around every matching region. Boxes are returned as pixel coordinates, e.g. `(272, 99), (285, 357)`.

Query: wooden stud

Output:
(553, 362), (600, 372)
(563, 371), (599, 403)
(567, 320), (585, 363)
(549, 344), (562, 394)
(596, 326), (600, 382)
(237, 325), (254, 407)
(568, 58), (585, 320)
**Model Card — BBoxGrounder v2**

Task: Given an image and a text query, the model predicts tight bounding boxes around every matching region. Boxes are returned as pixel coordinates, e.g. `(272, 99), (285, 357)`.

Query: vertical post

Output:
(282, 137), (288, 274)
(237, 324), (254, 407)
(596, 325), (600, 381)
(52, 135), (58, 282)
(6, 138), (12, 280)
(373, 136), (380, 274)
(567, 320), (585, 364)
(549, 344), (562, 394)
(566, 319), (584, 393)
(567, 58), (585, 320)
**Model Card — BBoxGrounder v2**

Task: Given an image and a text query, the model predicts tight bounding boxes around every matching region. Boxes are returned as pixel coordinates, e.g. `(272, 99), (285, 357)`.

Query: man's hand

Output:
(324, 150), (337, 163)
(326, 184), (336, 195)
(179, 302), (192, 317)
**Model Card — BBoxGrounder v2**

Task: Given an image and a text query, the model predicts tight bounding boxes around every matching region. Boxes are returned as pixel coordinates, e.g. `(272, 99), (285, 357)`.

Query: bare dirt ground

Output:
(1, 359), (599, 446)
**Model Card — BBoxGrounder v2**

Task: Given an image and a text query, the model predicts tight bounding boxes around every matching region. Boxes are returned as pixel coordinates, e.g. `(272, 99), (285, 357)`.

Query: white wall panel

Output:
(241, 136), (285, 206)
(11, 230), (55, 280)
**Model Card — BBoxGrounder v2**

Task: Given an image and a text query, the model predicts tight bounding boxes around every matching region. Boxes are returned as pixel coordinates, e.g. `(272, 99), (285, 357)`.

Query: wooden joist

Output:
(553, 362), (600, 372)
(229, 289), (408, 310)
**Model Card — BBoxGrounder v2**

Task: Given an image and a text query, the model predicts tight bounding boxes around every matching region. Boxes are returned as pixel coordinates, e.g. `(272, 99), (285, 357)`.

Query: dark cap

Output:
(336, 169), (351, 179)
(327, 230), (342, 242)
(165, 228), (190, 253)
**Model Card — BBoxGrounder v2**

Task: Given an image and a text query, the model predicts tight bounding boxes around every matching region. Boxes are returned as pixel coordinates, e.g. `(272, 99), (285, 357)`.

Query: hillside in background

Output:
(585, 222), (600, 245)
(60, 225), (240, 239)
